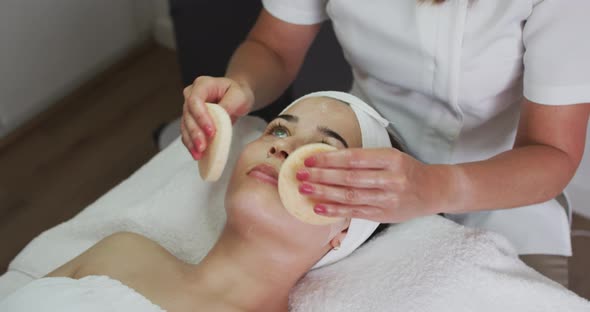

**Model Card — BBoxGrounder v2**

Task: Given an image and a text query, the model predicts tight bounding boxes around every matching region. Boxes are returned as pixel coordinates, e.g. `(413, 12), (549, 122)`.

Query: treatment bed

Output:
(0, 116), (588, 311)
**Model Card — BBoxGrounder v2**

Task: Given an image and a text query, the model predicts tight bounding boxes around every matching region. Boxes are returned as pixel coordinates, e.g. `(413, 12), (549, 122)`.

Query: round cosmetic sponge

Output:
(198, 103), (232, 181)
(278, 143), (344, 225)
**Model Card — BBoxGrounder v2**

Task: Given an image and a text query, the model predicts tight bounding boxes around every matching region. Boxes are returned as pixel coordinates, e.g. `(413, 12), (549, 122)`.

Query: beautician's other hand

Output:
(181, 76), (254, 160)
(296, 148), (458, 223)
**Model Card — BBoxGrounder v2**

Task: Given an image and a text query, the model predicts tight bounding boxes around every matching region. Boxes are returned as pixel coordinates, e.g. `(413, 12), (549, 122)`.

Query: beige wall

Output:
(0, 0), (154, 137)
(153, 0), (175, 50)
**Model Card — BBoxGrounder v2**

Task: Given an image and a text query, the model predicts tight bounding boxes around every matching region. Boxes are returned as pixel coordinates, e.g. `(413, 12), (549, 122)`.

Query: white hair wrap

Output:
(280, 91), (393, 269)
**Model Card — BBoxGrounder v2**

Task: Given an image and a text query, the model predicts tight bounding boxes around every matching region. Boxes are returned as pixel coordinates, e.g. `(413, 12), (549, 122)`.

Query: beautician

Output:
(179, 0), (590, 287)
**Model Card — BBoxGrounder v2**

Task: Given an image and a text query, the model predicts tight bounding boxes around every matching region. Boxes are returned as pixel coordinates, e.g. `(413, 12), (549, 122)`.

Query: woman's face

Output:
(225, 97), (362, 256)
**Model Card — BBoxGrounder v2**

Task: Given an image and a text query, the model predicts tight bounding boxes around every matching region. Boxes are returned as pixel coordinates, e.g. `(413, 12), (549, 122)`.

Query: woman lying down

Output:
(0, 92), (399, 312)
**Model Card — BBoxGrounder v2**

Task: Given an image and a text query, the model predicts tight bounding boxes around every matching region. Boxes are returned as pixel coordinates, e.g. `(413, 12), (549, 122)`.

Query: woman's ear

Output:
(329, 227), (348, 250)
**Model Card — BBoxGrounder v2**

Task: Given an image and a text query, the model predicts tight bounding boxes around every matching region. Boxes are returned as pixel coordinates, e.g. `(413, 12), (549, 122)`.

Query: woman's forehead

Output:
(283, 97), (362, 147)
(285, 96), (353, 115)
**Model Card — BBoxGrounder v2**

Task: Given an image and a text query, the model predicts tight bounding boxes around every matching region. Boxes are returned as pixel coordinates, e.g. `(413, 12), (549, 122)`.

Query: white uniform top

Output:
(262, 0), (590, 256)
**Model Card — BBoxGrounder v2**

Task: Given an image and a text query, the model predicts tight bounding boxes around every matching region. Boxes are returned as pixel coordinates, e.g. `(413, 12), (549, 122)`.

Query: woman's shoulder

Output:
(99, 231), (157, 248)
(45, 231), (173, 281)
(72, 232), (174, 278)
(84, 231), (163, 260)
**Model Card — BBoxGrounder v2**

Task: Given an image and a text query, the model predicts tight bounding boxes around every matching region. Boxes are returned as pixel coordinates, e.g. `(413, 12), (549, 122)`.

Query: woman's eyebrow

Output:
(275, 114), (349, 147)
(276, 114), (298, 122)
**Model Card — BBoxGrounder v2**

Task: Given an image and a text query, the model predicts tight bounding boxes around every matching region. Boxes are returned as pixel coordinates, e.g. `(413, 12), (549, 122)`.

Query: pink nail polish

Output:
(296, 170), (310, 181)
(190, 148), (202, 160)
(314, 204), (327, 214)
(195, 139), (206, 153)
(304, 157), (316, 167)
(204, 125), (215, 138)
(299, 183), (314, 195)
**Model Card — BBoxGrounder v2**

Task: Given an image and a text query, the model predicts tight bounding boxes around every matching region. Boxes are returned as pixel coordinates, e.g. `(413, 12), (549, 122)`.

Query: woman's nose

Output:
(268, 146), (289, 160)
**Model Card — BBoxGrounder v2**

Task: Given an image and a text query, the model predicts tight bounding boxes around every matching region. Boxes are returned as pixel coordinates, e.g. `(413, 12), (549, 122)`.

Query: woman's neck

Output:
(186, 227), (310, 312)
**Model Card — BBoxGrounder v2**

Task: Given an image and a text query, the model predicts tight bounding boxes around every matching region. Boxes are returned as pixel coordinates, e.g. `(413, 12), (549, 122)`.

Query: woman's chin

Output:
(230, 174), (281, 199)
(226, 185), (283, 218)
(224, 190), (290, 241)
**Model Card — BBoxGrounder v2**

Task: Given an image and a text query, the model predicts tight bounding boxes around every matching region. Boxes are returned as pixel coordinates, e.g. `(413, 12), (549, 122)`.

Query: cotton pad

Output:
(198, 103), (232, 181)
(278, 143), (344, 225)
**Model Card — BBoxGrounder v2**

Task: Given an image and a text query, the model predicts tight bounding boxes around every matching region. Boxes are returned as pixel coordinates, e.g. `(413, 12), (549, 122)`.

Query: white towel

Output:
(0, 116), (588, 311)
(0, 276), (165, 312)
(290, 216), (590, 311)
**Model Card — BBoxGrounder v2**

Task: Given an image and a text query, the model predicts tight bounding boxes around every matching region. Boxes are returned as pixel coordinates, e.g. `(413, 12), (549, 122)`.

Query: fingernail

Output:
(296, 170), (310, 181)
(190, 148), (202, 160)
(314, 204), (327, 214)
(204, 125), (215, 138)
(304, 157), (316, 167)
(194, 139), (206, 153)
(299, 183), (314, 195)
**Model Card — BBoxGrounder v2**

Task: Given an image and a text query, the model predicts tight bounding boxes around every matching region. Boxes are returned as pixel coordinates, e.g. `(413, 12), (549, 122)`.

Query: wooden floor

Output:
(0, 44), (183, 271)
(0, 44), (589, 300)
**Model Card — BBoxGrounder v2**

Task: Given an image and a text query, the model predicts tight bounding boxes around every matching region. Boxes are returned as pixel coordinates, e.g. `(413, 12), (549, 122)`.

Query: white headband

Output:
(279, 91), (392, 269)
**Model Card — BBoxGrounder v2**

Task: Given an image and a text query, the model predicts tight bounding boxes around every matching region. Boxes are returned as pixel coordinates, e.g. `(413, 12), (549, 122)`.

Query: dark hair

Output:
(387, 131), (403, 152)
(367, 223), (390, 242)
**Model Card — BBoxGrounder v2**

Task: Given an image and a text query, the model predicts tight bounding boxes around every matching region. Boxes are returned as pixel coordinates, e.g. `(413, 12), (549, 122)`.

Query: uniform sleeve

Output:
(523, 0), (590, 105)
(262, 0), (329, 25)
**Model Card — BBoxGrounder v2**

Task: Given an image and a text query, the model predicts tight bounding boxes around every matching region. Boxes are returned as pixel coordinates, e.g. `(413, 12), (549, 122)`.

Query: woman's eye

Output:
(272, 127), (288, 138)
(267, 124), (289, 138)
(320, 139), (338, 147)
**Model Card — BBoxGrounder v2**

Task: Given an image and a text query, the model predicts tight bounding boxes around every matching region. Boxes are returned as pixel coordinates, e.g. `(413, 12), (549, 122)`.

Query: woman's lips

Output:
(247, 164), (279, 186)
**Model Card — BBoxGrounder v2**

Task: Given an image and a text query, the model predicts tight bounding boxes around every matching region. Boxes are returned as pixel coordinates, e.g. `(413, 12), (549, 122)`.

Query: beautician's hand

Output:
(181, 76), (254, 160)
(296, 148), (458, 223)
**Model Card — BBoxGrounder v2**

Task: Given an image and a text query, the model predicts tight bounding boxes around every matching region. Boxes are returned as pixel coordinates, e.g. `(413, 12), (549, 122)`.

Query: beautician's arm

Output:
(181, 10), (320, 155)
(226, 10), (321, 111)
(448, 100), (590, 213)
(299, 100), (589, 222)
